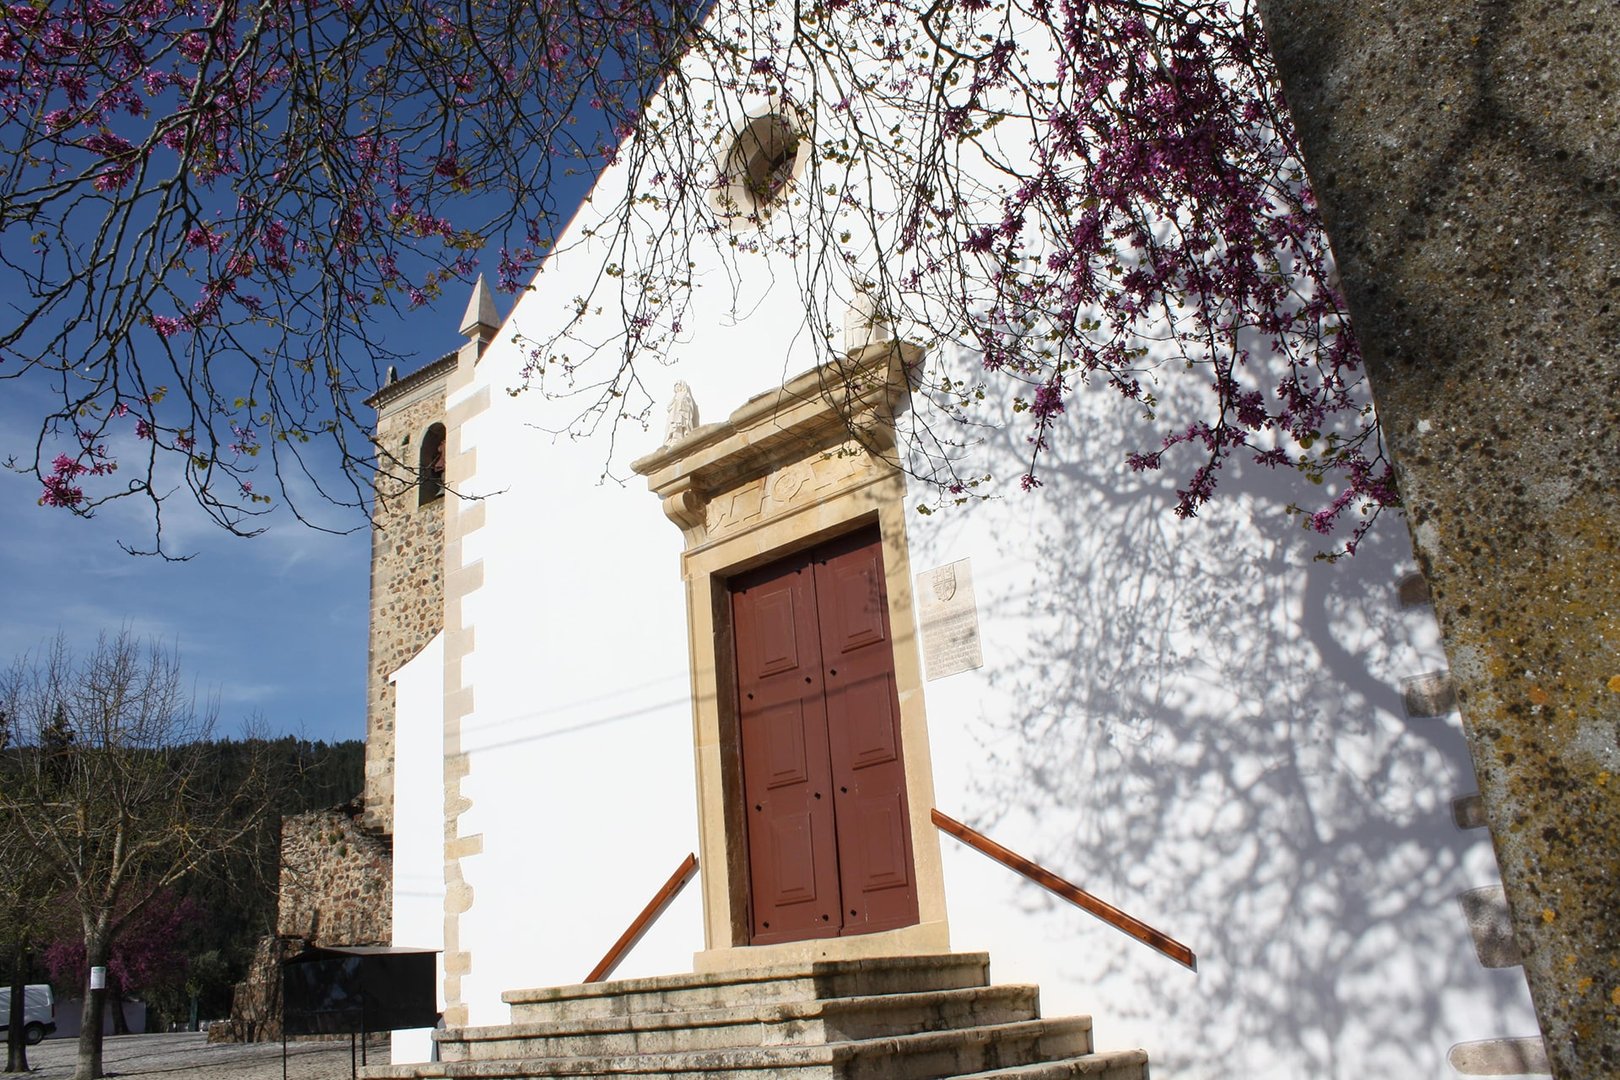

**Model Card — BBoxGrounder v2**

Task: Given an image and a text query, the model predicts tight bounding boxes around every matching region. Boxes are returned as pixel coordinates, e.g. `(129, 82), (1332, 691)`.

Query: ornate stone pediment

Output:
(631, 341), (922, 550)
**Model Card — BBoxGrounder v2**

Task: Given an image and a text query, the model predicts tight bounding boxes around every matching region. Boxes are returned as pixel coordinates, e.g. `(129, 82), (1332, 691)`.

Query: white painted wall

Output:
(390, 633), (446, 1064)
(895, 365), (1540, 1078)
(445, 241), (710, 1019)
(404, 20), (1541, 1078)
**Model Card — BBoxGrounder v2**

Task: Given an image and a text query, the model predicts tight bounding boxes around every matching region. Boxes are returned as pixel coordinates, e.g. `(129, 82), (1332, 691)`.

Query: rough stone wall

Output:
(211, 936), (286, 1043)
(216, 805), (393, 1042)
(276, 807), (394, 944)
(364, 359), (453, 837)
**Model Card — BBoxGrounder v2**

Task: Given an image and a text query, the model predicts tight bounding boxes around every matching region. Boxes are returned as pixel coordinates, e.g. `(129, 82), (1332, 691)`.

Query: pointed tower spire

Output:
(459, 274), (500, 360)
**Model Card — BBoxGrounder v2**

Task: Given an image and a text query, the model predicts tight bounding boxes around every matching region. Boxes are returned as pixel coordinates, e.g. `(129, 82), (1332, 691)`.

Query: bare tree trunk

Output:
(1257, 2), (1620, 1076)
(74, 935), (110, 1080)
(5, 949), (27, 1074)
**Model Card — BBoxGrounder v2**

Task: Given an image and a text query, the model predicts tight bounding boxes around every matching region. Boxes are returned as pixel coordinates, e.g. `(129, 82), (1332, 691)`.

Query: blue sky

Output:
(0, 145), (607, 749)
(0, 299), (473, 746)
(0, 6), (653, 747)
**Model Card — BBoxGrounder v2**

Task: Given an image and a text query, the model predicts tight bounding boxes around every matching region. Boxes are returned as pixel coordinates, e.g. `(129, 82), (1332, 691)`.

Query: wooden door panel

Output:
(732, 526), (919, 945)
(851, 791), (911, 892)
(814, 529), (920, 936)
(755, 701), (811, 788)
(833, 675), (900, 770)
(767, 811), (823, 905)
(822, 548), (888, 653)
(752, 795), (839, 941)
(848, 790), (917, 931)
(733, 553), (842, 944)
(752, 586), (802, 677)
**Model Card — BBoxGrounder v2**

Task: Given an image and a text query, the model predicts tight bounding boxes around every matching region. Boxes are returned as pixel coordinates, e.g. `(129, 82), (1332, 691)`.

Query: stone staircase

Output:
(362, 953), (1148, 1079)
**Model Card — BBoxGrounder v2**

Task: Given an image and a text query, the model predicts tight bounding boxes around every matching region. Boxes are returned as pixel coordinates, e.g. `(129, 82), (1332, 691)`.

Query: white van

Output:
(0, 984), (56, 1045)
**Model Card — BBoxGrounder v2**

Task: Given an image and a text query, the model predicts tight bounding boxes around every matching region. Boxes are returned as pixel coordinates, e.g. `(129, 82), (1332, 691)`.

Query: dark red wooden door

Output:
(731, 528), (919, 945)
(732, 547), (843, 944)
(814, 530), (919, 935)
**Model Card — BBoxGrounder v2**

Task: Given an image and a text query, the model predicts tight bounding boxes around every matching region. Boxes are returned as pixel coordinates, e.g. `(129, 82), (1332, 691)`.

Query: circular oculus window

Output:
(712, 112), (805, 219)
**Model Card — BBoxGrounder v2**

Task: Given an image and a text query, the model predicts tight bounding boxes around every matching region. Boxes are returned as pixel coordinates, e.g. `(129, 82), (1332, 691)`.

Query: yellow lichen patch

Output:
(1608, 674), (1620, 693)
(1600, 771), (1612, 788)
(1576, 976), (1594, 994)
(1529, 685), (1550, 706)
(1543, 908), (1558, 923)
(1612, 985), (1620, 1007)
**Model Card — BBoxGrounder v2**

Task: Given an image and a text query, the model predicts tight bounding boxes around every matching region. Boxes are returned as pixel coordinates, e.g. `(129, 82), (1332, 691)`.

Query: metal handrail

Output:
(584, 853), (700, 983)
(931, 808), (1196, 971)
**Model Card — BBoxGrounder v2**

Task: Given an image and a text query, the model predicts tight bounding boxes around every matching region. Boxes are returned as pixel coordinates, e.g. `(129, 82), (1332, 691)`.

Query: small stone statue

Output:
(843, 287), (892, 353)
(663, 381), (699, 447)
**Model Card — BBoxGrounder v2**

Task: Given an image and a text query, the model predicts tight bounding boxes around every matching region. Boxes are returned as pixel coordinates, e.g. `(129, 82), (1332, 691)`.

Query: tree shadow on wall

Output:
(956, 386), (1527, 1079)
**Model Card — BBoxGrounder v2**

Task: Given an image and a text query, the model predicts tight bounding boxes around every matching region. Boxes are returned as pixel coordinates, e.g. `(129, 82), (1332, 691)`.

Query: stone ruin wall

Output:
(216, 805), (393, 1042)
(275, 807), (393, 944)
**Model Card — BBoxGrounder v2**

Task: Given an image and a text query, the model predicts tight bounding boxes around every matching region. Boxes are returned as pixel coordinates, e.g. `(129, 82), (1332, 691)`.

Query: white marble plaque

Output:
(917, 559), (983, 680)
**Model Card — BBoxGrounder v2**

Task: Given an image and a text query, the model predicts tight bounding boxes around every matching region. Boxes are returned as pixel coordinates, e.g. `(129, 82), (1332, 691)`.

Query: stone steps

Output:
(503, 953), (993, 1024)
(363, 953), (1150, 1079)
(371, 1017), (1096, 1078)
(954, 1050), (1151, 1079)
(444, 984), (1043, 1060)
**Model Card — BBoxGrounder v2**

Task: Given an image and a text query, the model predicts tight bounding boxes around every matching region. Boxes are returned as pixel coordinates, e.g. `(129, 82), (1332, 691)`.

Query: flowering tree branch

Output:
(0, 0), (1395, 555)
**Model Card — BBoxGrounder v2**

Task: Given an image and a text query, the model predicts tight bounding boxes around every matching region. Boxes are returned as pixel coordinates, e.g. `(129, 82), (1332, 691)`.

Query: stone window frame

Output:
(708, 104), (811, 226)
(419, 422), (448, 506)
(633, 341), (951, 974)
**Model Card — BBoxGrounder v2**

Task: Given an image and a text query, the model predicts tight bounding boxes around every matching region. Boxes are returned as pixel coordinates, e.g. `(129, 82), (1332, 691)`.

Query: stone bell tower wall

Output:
(362, 354), (456, 836)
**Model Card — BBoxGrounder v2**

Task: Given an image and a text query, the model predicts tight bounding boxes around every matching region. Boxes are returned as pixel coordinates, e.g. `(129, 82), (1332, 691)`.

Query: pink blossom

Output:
(150, 315), (184, 338)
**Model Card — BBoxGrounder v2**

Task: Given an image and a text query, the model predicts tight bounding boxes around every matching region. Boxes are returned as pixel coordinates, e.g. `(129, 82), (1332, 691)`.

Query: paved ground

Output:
(14, 1032), (392, 1079)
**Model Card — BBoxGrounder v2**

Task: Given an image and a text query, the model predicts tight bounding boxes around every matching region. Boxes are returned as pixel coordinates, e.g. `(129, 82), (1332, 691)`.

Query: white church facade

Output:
(358, 29), (1545, 1079)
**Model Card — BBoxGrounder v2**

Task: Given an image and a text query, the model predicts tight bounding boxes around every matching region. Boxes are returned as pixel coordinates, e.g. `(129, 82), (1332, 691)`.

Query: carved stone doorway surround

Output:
(632, 342), (951, 974)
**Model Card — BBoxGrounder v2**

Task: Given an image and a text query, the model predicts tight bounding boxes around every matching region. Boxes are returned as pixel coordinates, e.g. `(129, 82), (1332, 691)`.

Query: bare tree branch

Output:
(0, 633), (277, 1080)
